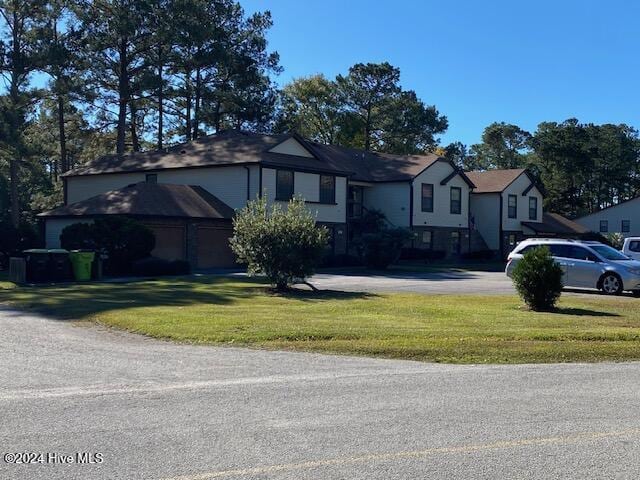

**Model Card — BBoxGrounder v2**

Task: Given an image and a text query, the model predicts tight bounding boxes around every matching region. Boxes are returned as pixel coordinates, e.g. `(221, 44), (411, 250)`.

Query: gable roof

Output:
(39, 182), (235, 219)
(63, 130), (457, 183)
(465, 168), (528, 193)
(522, 212), (590, 235)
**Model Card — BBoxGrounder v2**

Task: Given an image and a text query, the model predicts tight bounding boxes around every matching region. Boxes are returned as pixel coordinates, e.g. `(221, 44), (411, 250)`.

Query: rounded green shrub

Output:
(230, 196), (329, 290)
(511, 246), (563, 311)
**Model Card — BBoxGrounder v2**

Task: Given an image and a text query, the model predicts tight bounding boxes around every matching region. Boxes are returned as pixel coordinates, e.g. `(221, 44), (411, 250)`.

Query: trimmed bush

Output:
(511, 246), (563, 311)
(360, 228), (413, 269)
(61, 217), (155, 275)
(230, 196), (329, 290)
(132, 257), (191, 276)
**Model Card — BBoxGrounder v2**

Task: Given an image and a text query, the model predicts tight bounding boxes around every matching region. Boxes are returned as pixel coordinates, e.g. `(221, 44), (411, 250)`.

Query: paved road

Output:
(304, 270), (516, 294)
(2, 307), (640, 480)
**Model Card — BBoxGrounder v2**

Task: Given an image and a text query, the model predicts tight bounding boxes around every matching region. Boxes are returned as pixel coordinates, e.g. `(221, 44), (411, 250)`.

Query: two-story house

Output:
(40, 130), (586, 267)
(41, 131), (478, 266)
(467, 169), (544, 257)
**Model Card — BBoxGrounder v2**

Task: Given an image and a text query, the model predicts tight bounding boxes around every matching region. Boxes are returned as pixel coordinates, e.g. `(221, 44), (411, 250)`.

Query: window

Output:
(451, 231), (461, 254)
(421, 183), (434, 212)
(549, 244), (571, 258)
(275, 170), (294, 201)
(422, 230), (433, 249)
(590, 244), (629, 261)
(567, 246), (598, 262)
(319, 175), (335, 204)
(622, 220), (631, 233)
(599, 220), (608, 233)
(629, 241), (640, 253)
(146, 173), (157, 184)
(529, 197), (538, 220)
(450, 187), (462, 215)
(507, 195), (517, 219)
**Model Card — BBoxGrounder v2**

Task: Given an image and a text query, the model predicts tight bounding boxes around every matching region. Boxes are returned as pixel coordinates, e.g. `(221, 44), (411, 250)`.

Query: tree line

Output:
(1, 0), (638, 239)
(0, 0), (448, 232)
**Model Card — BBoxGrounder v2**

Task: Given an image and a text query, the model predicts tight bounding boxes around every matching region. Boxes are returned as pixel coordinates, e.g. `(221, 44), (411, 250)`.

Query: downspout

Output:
(243, 166), (251, 201)
(409, 181), (414, 248)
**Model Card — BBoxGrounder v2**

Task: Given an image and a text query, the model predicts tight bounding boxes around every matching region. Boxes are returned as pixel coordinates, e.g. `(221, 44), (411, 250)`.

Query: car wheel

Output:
(600, 273), (623, 295)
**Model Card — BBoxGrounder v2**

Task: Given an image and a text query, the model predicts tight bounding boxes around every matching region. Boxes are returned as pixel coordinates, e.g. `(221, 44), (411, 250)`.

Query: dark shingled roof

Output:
(38, 182), (235, 219)
(522, 213), (590, 235)
(63, 130), (454, 183)
(465, 168), (528, 193)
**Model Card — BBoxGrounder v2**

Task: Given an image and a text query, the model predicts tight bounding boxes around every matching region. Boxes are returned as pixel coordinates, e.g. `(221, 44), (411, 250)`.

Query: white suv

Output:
(506, 239), (640, 296)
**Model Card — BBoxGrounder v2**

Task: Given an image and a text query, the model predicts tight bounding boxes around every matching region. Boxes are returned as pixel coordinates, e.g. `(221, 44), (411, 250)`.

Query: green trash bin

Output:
(69, 250), (95, 281)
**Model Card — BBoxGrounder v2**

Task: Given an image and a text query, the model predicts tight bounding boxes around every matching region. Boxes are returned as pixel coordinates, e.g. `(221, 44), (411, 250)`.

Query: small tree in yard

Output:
(230, 196), (329, 290)
(512, 246), (563, 311)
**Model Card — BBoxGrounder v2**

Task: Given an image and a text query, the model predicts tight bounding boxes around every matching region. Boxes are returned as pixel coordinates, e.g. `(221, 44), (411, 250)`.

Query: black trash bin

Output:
(48, 249), (73, 282)
(23, 249), (50, 283)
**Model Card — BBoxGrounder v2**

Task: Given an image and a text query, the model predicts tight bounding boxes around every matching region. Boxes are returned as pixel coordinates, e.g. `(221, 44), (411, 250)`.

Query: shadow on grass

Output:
(554, 307), (621, 317)
(0, 275), (374, 321)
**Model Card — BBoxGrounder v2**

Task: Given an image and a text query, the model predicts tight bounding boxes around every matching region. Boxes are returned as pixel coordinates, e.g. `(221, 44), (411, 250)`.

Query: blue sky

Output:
(242, 0), (640, 146)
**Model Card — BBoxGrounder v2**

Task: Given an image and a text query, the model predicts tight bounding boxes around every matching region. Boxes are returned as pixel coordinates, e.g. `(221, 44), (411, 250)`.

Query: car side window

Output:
(568, 246), (598, 262)
(548, 244), (571, 258)
(630, 241), (640, 253)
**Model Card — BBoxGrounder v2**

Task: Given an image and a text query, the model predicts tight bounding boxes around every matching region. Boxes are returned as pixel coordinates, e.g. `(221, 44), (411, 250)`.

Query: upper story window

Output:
(275, 170), (294, 201)
(146, 173), (157, 184)
(599, 220), (608, 233)
(450, 187), (461, 215)
(319, 175), (336, 204)
(507, 194), (517, 219)
(421, 183), (434, 212)
(622, 220), (631, 233)
(529, 196), (538, 220)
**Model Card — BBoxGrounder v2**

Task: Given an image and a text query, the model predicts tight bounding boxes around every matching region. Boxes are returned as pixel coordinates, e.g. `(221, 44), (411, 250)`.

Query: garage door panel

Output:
(197, 227), (236, 269)
(147, 225), (186, 260)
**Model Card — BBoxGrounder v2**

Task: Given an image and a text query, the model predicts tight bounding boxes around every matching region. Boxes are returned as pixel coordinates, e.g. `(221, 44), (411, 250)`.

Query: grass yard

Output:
(1, 275), (640, 363)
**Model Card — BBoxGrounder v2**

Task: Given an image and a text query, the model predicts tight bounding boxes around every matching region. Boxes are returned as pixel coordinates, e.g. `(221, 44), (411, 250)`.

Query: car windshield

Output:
(590, 245), (630, 261)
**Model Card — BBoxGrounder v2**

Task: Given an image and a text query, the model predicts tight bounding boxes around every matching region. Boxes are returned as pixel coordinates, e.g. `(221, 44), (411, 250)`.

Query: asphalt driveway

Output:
(2, 307), (640, 479)
(303, 269), (516, 294)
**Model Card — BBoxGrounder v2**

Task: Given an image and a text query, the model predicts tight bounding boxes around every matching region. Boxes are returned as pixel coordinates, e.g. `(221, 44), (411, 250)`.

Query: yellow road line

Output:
(162, 427), (640, 479)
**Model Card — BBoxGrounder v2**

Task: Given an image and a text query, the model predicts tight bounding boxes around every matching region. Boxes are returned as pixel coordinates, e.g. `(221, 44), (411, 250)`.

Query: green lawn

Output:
(1, 275), (640, 363)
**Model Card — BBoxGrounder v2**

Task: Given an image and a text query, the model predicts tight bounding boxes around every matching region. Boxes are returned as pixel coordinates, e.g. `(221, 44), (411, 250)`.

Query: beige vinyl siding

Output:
(65, 165), (259, 210)
(66, 173), (146, 204)
(364, 182), (410, 227)
(268, 138), (314, 157)
(470, 193), (500, 250)
(411, 161), (470, 229)
(45, 218), (93, 248)
(576, 197), (640, 236)
(501, 173), (543, 231)
(261, 168), (346, 223)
